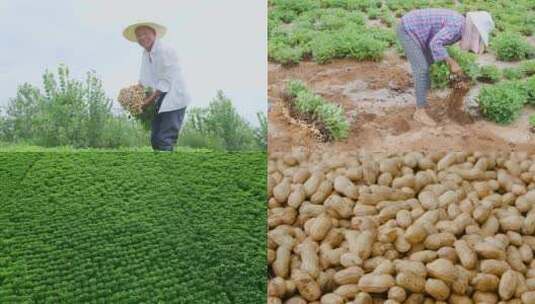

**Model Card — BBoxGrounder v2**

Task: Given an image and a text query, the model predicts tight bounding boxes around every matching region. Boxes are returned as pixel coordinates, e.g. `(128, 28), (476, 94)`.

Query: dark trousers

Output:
(151, 93), (187, 151)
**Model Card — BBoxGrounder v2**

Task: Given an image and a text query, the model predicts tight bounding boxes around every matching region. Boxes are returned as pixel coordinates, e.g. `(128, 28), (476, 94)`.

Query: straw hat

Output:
(122, 21), (167, 42)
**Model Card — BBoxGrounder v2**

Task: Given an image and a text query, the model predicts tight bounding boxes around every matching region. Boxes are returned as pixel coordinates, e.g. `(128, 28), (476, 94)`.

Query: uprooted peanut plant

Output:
(268, 151), (535, 304)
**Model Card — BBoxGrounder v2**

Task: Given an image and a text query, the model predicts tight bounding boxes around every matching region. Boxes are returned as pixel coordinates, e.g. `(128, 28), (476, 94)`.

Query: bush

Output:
(310, 29), (387, 63)
(380, 10), (396, 27)
(315, 8), (366, 31)
(346, 32), (388, 61)
(491, 32), (534, 61)
(315, 102), (350, 139)
(269, 8), (298, 23)
(178, 128), (226, 151)
(503, 67), (524, 80)
(287, 79), (308, 97)
(368, 7), (379, 19)
(367, 27), (396, 46)
(253, 112), (268, 150)
(320, 0), (380, 11)
(530, 114), (535, 127)
(269, 41), (305, 65)
(310, 33), (339, 63)
(520, 59), (535, 76)
(477, 81), (527, 124)
(286, 79), (350, 140)
(477, 65), (501, 83)
(270, 0), (321, 17)
(178, 91), (259, 151)
(0, 64), (148, 148)
(294, 90), (325, 113)
(524, 76), (535, 104)
(287, 25), (316, 48)
(99, 115), (148, 148)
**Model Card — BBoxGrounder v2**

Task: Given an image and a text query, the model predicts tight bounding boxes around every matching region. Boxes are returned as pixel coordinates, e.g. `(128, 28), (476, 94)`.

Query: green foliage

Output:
(448, 46), (480, 80)
(477, 81), (527, 124)
(268, 40), (305, 65)
(345, 32), (388, 61)
(520, 60), (535, 77)
(477, 65), (501, 83)
(524, 76), (535, 104)
(395, 38), (405, 58)
(380, 10), (397, 27)
(315, 102), (350, 139)
(253, 112), (268, 150)
(529, 114), (535, 127)
(0, 64), (148, 148)
(430, 46), (480, 89)
(129, 86), (156, 131)
(491, 32), (534, 61)
(310, 34), (339, 63)
(132, 104), (155, 131)
(367, 7), (379, 19)
(0, 152), (266, 303)
(286, 79), (350, 140)
(178, 109), (226, 151)
(295, 90), (325, 113)
(287, 79), (309, 97)
(270, 0), (321, 17)
(315, 8), (366, 31)
(269, 0), (535, 66)
(320, 0), (381, 10)
(310, 29), (387, 63)
(178, 91), (261, 151)
(268, 1), (389, 64)
(368, 27), (396, 46)
(430, 62), (451, 89)
(503, 67), (524, 80)
(1, 65), (262, 152)
(286, 25), (316, 48)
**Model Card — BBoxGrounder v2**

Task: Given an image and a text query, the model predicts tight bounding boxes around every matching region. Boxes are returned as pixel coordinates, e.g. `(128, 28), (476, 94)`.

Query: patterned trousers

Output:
(397, 24), (434, 108)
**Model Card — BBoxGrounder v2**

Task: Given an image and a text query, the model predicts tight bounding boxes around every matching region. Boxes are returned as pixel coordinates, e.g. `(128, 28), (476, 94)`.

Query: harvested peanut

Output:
(269, 151), (535, 303)
(425, 278), (450, 301)
(358, 274), (395, 293)
(499, 270), (517, 300)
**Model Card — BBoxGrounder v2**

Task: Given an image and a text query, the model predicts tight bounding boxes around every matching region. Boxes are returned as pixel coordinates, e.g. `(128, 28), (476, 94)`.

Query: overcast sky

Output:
(0, 0), (266, 125)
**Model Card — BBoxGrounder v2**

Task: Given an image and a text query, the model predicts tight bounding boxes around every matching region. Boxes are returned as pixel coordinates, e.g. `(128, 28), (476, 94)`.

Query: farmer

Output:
(397, 9), (494, 126)
(123, 21), (191, 151)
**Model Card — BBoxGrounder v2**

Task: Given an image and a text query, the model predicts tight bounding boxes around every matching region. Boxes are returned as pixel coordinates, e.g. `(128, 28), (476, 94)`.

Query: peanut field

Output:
(0, 152), (266, 303)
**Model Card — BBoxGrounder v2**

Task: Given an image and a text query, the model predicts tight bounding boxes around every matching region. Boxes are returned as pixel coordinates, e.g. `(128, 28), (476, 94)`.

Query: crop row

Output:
(286, 80), (350, 141)
(0, 152), (266, 303)
(269, 0), (535, 66)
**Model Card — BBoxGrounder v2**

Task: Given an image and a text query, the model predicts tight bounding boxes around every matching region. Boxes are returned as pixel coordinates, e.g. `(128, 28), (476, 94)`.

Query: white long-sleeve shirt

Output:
(139, 38), (191, 113)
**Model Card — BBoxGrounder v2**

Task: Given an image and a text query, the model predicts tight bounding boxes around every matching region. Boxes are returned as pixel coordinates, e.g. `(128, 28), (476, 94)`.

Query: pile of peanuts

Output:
(268, 150), (535, 304)
(117, 84), (146, 115)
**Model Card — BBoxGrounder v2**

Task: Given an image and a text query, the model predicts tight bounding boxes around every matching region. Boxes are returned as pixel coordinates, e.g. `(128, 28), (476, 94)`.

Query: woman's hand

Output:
(445, 57), (463, 76)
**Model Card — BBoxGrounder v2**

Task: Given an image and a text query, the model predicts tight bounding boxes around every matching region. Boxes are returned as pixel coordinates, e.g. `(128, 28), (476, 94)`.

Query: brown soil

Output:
(268, 54), (535, 154)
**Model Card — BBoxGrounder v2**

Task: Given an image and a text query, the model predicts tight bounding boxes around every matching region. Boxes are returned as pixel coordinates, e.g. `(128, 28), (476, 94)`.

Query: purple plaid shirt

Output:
(401, 8), (465, 62)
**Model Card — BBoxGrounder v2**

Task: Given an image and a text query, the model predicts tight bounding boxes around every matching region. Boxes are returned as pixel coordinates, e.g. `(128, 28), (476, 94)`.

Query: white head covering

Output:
(466, 11), (494, 47)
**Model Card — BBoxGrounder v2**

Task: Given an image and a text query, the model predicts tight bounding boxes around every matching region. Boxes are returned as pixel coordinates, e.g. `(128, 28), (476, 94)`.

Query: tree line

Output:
(0, 65), (266, 151)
